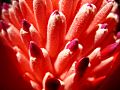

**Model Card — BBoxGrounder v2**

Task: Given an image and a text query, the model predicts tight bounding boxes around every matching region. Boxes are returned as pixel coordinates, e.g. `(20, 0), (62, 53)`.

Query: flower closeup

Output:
(0, 0), (120, 90)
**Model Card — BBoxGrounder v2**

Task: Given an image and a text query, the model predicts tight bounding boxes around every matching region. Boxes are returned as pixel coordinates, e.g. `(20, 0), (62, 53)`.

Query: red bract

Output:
(0, 0), (120, 90)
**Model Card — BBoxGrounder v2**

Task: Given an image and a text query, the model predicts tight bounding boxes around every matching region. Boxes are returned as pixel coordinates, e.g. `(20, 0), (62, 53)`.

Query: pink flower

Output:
(0, 0), (120, 90)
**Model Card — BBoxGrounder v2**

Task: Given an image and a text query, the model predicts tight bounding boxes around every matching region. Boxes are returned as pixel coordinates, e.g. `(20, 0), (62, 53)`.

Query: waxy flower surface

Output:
(0, 0), (120, 90)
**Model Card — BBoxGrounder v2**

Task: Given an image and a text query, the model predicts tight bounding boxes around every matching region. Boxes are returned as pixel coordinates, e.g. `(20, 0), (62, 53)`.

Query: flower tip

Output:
(0, 20), (9, 31)
(12, 0), (18, 5)
(52, 10), (62, 20)
(2, 3), (9, 10)
(117, 32), (120, 39)
(87, 3), (93, 7)
(66, 38), (79, 51)
(75, 57), (89, 76)
(29, 41), (42, 58)
(22, 19), (31, 32)
(99, 23), (108, 29)
(53, 10), (60, 15)
(45, 78), (61, 90)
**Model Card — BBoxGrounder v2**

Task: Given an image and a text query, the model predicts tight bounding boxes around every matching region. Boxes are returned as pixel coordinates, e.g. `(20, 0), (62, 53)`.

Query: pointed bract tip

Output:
(12, 0), (18, 5)
(101, 42), (119, 59)
(0, 20), (9, 31)
(22, 19), (31, 32)
(117, 32), (120, 39)
(66, 38), (79, 51)
(2, 3), (9, 10)
(53, 10), (60, 15)
(87, 3), (93, 7)
(75, 57), (89, 76)
(29, 41), (42, 58)
(45, 78), (60, 90)
(99, 23), (108, 29)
